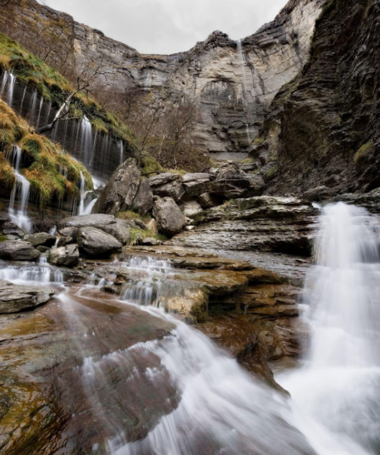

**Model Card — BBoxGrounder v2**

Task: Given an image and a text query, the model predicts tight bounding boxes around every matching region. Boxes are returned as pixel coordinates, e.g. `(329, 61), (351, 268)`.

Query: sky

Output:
(37, 0), (289, 55)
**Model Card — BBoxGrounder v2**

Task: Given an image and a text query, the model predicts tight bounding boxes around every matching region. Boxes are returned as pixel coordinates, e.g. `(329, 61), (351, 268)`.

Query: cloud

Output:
(38, 0), (289, 54)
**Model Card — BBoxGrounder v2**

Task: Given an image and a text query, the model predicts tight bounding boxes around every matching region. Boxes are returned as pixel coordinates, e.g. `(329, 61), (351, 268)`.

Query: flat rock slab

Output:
(0, 280), (55, 314)
(78, 227), (122, 258)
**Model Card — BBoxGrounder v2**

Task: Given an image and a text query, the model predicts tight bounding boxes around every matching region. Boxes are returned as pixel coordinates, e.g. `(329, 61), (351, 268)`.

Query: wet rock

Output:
(92, 158), (141, 214)
(153, 197), (187, 236)
(132, 178), (153, 215)
(149, 173), (180, 187)
(0, 279), (54, 313)
(49, 244), (80, 268)
(0, 240), (40, 261)
(24, 232), (56, 248)
(2, 221), (25, 238)
(77, 227), (122, 258)
(180, 200), (203, 218)
(141, 237), (162, 246)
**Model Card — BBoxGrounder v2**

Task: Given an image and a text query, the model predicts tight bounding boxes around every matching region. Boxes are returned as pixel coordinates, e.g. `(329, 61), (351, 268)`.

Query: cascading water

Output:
(236, 39), (251, 146)
(0, 70), (16, 107)
(80, 115), (94, 167)
(77, 171), (98, 215)
(278, 202), (380, 455)
(8, 145), (32, 232)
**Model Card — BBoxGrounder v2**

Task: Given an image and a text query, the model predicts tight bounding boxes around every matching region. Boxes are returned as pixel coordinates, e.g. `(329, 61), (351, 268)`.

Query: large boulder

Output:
(93, 158), (141, 214)
(57, 214), (130, 245)
(152, 180), (185, 202)
(0, 240), (40, 261)
(24, 232), (56, 248)
(49, 244), (79, 268)
(182, 173), (212, 197)
(77, 227), (122, 258)
(149, 173), (180, 187)
(132, 178), (153, 215)
(153, 197), (187, 236)
(0, 280), (55, 314)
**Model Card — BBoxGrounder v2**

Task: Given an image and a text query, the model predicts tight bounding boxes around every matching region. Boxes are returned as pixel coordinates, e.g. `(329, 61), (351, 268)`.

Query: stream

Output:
(0, 202), (379, 454)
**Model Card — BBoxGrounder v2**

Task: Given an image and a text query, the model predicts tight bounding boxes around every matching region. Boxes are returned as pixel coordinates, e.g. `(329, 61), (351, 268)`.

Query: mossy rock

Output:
(354, 142), (374, 165)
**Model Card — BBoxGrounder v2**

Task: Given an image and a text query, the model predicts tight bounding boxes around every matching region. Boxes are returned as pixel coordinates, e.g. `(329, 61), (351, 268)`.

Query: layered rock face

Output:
(1, 0), (327, 154)
(254, 0), (380, 196)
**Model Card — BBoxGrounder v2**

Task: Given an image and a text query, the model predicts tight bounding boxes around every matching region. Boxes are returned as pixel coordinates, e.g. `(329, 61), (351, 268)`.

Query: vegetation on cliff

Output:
(0, 99), (92, 207)
(0, 32), (135, 145)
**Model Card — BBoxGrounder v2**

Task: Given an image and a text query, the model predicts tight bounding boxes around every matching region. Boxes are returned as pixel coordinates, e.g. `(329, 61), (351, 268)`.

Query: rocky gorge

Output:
(0, 0), (379, 454)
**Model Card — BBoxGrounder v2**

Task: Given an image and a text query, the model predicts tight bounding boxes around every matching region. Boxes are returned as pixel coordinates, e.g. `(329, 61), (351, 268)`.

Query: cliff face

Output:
(254, 0), (380, 196)
(0, 0), (327, 154)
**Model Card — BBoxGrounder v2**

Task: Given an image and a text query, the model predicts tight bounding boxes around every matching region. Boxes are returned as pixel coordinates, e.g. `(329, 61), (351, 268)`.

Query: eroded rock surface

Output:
(0, 279), (54, 313)
(0, 240), (40, 261)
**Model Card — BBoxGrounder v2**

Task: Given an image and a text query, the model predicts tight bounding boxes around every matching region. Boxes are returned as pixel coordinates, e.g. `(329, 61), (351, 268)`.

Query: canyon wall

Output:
(0, 0), (328, 154)
(254, 0), (380, 197)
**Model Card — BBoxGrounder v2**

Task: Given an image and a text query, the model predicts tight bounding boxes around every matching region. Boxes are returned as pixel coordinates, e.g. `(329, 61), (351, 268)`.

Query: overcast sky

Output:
(37, 0), (289, 54)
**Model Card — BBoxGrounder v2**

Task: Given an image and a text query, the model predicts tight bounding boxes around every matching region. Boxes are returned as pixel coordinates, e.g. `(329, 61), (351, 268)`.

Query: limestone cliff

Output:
(0, 0), (327, 154)
(254, 0), (380, 197)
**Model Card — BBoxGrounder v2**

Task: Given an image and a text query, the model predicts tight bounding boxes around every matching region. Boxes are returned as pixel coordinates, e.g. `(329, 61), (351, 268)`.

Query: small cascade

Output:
(28, 89), (38, 122)
(36, 95), (44, 129)
(120, 257), (174, 307)
(119, 140), (124, 165)
(80, 115), (93, 167)
(77, 171), (97, 216)
(279, 203), (380, 454)
(0, 71), (16, 107)
(236, 39), (251, 146)
(0, 261), (64, 283)
(8, 145), (32, 233)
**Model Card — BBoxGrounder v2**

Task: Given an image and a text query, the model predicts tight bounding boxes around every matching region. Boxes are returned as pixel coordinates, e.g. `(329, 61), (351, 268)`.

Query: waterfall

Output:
(236, 39), (251, 146)
(36, 96), (44, 129)
(80, 115), (93, 167)
(77, 171), (97, 215)
(278, 203), (380, 455)
(8, 145), (32, 233)
(0, 71), (16, 107)
(119, 140), (124, 165)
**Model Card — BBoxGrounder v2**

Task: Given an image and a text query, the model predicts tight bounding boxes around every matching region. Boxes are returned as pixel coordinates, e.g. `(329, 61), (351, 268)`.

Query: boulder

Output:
(180, 200), (203, 218)
(132, 178), (153, 215)
(153, 197), (187, 236)
(182, 173), (211, 197)
(0, 240), (40, 261)
(152, 180), (185, 202)
(57, 214), (130, 245)
(92, 158), (141, 214)
(149, 173), (180, 187)
(198, 192), (222, 209)
(24, 232), (56, 248)
(0, 280), (54, 314)
(49, 244), (80, 268)
(2, 222), (25, 238)
(77, 227), (122, 258)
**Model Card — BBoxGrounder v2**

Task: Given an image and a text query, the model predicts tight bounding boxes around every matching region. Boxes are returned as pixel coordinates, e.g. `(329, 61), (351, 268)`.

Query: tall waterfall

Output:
(279, 203), (380, 455)
(8, 145), (32, 233)
(0, 70), (16, 107)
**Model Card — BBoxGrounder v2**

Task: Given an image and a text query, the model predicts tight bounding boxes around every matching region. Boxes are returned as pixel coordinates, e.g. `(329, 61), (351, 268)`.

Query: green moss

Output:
(253, 137), (264, 146)
(0, 236), (8, 242)
(0, 32), (137, 148)
(0, 99), (92, 207)
(354, 142), (374, 165)
(263, 163), (278, 182)
(117, 210), (151, 224)
(128, 227), (167, 246)
(140, 151), (163, 176)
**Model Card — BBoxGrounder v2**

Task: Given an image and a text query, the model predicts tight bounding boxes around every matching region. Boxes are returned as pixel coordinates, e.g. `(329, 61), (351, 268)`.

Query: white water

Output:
(80, 115), (94, 166)
(278, 203), (380, 455)
(119, 140), (124, 165)
(8, 145), (32, 232)
(77, 171), (98, 215)
(0, 71), (16, 107)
